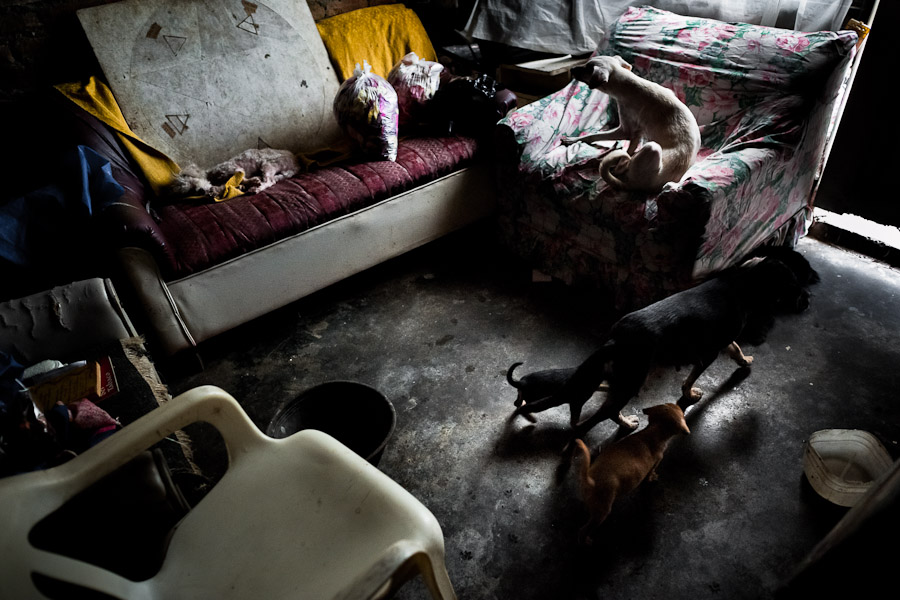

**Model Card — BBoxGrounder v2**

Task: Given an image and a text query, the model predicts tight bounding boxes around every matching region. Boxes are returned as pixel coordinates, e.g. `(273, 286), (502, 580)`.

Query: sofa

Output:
(57, 2), (514, 359)
(494, 6), (859, 310)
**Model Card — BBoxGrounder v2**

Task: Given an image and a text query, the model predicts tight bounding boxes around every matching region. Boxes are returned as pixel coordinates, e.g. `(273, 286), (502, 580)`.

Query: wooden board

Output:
(78, 0), (343, 167)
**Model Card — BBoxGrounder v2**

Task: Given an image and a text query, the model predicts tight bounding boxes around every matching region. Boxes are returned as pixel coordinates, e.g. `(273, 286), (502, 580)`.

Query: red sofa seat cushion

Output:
(155, 135), (479, 278)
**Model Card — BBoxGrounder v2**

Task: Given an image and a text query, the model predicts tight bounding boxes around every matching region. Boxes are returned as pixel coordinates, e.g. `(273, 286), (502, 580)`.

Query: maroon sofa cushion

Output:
(154, 135), (480, 278)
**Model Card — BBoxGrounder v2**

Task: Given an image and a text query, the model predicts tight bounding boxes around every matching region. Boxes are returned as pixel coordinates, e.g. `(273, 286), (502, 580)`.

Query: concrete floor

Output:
(167, 224), (900, 600)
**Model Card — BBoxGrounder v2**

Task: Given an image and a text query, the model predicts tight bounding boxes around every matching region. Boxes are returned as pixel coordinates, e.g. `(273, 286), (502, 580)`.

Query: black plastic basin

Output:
(266, 381), (396, 466)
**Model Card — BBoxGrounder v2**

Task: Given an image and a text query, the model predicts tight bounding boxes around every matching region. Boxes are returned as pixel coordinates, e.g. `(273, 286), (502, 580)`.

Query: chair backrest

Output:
(0, 388), (257, 599)
(0, 386), (455, 600)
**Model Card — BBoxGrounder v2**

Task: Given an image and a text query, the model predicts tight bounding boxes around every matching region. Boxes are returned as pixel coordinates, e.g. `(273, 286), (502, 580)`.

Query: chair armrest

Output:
(0, 278), (137, 365)
(656, 91), (811, 240)
(495, 81), (616, 180)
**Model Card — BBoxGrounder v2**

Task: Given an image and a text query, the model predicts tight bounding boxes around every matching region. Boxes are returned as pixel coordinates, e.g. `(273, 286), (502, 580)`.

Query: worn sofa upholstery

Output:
(71, 4), (511, 358)
(495, 6), (858, 309)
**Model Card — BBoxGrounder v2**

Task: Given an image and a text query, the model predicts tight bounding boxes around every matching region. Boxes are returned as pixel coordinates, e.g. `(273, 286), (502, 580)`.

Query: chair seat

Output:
(155, 429), (445, 598)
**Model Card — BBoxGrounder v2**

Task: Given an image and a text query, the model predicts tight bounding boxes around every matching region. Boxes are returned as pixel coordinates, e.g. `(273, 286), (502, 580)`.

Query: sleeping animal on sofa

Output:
(169, 148), (301, 200)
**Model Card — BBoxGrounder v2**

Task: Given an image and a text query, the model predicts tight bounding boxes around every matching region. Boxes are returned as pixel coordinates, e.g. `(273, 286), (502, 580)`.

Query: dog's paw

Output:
(241, 176), (264, 194)
(617, 413), (640, 430)
(687, 387), (703, 401)
(739, 355), (754, 367)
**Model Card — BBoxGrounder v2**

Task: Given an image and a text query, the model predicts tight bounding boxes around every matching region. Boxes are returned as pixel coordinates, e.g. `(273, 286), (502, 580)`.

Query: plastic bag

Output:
(428, 74), (513, 137)
(333, 61), (399, 161)
(387, 52), (443, 128)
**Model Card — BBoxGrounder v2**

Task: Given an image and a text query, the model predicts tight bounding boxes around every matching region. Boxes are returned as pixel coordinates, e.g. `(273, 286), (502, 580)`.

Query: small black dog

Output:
(506, 362), (609, 423)
(514, 246), (819, 434)
(507, 363), (574, 408)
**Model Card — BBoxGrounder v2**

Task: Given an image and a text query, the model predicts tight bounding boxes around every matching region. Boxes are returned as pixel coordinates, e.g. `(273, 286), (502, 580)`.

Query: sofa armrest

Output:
(114, 247), (196, 357)
(55, 94), (176, 274)
(657, 141), (806, 280)
(97, 198), (175, 276)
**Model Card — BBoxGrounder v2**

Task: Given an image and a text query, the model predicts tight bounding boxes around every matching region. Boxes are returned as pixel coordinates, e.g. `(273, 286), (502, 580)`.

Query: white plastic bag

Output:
(333, 61), (399, 161)
(387, 52), (443, 128)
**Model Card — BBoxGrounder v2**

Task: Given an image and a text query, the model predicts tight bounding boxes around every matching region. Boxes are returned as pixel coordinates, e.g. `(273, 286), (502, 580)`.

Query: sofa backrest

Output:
(77, 0), (344, 168)
(598, 6), (858, 128)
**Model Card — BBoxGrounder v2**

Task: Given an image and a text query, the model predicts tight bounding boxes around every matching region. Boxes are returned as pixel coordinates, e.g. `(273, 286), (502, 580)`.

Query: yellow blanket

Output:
(316, 4), (437, 81)
(55, 76), (180, 197)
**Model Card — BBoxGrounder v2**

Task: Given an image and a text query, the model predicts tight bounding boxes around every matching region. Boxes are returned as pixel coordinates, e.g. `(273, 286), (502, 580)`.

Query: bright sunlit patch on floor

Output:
(813, 209), (900, 250)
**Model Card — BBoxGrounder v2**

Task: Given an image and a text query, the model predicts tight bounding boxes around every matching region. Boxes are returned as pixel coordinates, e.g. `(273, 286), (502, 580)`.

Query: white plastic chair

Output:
(0, 385), (456, 600)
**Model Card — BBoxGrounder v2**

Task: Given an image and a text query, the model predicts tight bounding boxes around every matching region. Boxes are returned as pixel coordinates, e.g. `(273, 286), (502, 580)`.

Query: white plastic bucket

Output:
(803, 429), (893, 507)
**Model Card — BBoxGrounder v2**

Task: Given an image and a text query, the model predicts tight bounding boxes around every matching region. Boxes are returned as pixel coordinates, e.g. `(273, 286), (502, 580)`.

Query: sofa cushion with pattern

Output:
(155, 136), (480, 278)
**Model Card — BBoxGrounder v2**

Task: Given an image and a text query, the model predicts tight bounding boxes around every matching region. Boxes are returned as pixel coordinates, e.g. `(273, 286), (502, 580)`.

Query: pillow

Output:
(387, 52), (443, 128)
(598, 6), (857, 124)
(333, 62), (399, 161)
(316, 4), (438, 81)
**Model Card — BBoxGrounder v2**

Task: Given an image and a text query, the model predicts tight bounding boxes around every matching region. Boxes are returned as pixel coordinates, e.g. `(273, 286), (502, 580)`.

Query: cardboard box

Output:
(27, 358), (119, 413)
(498, 54), (587, 99)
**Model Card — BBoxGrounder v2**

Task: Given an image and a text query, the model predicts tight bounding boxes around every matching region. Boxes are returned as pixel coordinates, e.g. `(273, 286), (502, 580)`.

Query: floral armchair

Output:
(494, 6), (858, 309)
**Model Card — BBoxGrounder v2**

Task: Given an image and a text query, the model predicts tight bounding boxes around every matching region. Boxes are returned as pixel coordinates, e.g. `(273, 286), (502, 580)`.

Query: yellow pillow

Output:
(316, 4), (437, 82)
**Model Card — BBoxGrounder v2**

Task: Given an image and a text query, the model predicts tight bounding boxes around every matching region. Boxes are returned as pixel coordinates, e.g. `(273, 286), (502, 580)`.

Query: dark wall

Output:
(814, 0), (898, 227)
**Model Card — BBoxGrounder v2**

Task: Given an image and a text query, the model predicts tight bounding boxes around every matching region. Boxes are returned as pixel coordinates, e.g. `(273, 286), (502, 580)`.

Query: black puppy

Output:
(514, 246), (819, 434)
(507, 362), (610, 424)
(507, 363), (575, 408)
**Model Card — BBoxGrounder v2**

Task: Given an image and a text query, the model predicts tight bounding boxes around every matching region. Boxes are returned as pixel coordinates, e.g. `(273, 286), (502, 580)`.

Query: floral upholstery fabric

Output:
(495, 6), (857, 309)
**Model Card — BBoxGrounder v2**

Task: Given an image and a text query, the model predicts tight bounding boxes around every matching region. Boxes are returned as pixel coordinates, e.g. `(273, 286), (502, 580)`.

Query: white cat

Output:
(563, 55), (701, 193)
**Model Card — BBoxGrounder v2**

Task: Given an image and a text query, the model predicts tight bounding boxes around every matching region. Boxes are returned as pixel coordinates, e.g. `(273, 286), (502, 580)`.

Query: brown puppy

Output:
(574, 403), (689, 544)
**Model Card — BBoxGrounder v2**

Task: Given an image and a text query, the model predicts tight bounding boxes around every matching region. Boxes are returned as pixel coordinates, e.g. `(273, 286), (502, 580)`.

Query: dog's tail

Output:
(574, 439), (596, 490)
(600, 150), (630, 190)
(506, 362), (524, 388)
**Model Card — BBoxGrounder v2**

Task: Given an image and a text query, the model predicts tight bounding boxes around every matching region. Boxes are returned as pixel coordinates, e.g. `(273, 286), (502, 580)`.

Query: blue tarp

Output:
(0, 145), (124, 268)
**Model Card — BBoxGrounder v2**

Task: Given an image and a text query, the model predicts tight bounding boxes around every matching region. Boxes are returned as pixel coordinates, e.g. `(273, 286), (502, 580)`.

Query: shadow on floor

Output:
(166, 224), (900, 600)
